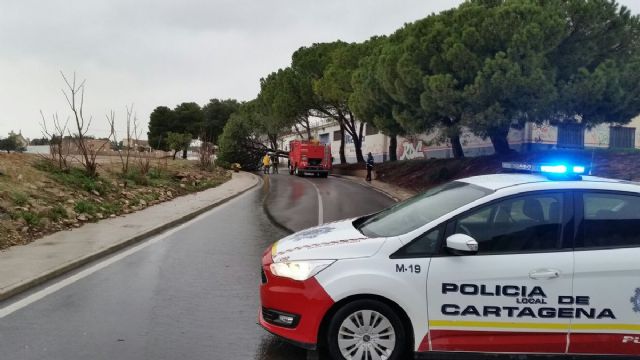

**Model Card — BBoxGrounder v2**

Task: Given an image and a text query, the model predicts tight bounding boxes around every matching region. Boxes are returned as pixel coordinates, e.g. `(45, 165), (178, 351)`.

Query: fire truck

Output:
(288, 140), (332, 178)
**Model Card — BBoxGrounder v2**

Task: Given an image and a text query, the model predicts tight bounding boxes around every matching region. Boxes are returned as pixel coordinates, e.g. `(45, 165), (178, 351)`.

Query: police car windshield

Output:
(357, 181), (492, 238)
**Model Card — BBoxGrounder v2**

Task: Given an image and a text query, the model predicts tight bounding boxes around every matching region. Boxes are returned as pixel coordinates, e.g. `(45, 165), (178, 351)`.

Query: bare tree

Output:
(198, 130), (215, 170)
(40, 111), (69, 170)
(132, 113), (152, 175)
(60, 71), (110, 177)
(107, 105), (135, 175)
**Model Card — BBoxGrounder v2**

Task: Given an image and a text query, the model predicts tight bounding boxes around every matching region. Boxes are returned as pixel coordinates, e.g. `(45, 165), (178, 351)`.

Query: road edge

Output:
(261, 175), (295, 235)
(330, 174), (404, 202)
(0, 172), (261, 302)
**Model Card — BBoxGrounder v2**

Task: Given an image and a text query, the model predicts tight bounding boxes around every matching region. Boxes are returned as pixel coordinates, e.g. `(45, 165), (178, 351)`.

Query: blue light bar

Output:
(540, 165), (567, 174)
(502, 162), (587, 179)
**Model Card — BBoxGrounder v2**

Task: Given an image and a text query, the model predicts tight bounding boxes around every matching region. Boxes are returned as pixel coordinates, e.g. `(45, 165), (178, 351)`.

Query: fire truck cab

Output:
(288, 140), (332, 178)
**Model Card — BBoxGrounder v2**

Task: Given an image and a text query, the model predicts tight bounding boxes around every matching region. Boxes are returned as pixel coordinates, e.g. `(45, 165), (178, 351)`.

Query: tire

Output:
(327, 299), (407, 360)
(289, 167), (294, 175)
(320, 172), (329, 178)
(295, 167), (303, 177)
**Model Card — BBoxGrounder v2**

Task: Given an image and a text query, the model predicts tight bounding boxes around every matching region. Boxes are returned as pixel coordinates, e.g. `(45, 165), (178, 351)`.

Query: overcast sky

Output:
(1, 0), (638, 140)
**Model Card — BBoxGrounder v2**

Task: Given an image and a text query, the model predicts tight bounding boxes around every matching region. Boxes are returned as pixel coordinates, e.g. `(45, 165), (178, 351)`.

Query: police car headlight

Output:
(269, 260), (335, 281)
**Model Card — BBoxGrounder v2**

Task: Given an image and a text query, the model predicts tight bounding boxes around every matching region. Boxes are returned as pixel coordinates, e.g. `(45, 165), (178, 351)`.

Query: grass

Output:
(74, 200), (98, 215)
(11, 191), (28, 206)
(35, 160), (112, 195)
(47, 205), (68, 221)
(16, 211), (41, 227)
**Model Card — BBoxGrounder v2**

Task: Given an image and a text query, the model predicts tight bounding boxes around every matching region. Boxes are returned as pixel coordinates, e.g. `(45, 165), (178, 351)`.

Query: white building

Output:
(279, 116), (640, 163)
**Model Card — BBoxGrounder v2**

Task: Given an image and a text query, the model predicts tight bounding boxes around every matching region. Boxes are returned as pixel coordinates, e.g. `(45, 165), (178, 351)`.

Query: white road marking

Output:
(302, 178), (323, 225)
(0, 191), (248, 319)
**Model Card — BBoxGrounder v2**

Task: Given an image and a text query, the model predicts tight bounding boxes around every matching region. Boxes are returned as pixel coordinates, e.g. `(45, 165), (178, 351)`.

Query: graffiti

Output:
(531, 123), (555, 144)
(398, 140), (425, 160)
(587, 125), (609, 146)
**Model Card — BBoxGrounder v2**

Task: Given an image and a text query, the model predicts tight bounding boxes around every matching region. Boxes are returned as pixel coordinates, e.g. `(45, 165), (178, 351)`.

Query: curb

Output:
(330, 174), (403, 202)
(0, 172), (260, 302)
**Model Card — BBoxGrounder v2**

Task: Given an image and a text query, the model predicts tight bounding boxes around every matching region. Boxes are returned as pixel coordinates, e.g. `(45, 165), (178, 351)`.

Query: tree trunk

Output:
(339, 124), (347, 164)
(306, 125), (312, 141)
(182, 147), (188, 159)
(388, 134), (398, 161)
(172, 150), (178, 160)
(450, 134), (465, 158)
(353, 121), (365, 163)
(489, 129), (512, 156)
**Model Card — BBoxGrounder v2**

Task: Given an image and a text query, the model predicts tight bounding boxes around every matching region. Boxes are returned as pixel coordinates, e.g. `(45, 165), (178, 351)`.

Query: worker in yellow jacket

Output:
(262, 153), (271, 174)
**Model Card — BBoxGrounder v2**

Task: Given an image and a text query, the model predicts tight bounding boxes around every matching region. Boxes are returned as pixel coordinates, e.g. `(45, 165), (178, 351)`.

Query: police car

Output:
(259, 162), (640, 359)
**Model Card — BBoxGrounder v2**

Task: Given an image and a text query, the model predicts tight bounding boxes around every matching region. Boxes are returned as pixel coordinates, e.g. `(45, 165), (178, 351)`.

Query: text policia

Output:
(440, 283), (616, 320)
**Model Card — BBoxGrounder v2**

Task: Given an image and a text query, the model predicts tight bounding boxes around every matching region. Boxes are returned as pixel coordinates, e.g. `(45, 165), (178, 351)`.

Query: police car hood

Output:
(271, 219), (382, 262)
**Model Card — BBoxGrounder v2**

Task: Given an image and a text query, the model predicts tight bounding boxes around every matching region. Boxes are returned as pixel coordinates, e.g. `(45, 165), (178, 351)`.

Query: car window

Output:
(392, 227), (441, 258)
(357, 181), (492, 237)
(579, 192), (640, 248)
(453, 193), (564, 254)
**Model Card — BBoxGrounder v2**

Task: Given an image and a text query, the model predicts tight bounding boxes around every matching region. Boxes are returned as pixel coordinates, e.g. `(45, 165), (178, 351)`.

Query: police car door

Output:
(426, 192), (573, 354)
(568, 191), (640, 355)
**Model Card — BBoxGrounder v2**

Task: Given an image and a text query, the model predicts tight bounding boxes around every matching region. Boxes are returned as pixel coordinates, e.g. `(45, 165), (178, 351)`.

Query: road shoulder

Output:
(0, 171), (260, 301)
(330, 174), (417, 202)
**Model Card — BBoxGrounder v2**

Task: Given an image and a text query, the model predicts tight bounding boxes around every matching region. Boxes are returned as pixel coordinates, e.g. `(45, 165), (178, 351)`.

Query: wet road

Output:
(0, 174), (394, 360)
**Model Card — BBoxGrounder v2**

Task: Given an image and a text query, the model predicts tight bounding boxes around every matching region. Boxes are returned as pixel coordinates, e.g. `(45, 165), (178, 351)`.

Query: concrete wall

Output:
(279, 116), (640, 164)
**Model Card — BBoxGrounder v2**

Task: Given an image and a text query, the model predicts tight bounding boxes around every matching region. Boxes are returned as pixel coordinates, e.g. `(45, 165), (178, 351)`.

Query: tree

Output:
(350, 36), (405, 161)
(0, 132), (26, 153)
(259, 68), (315, 140)
(166, 132), (192, 160)
(147, 106), (174, 151)
(217, 109), (265, 170)
(173, 102), (204, 159)
(291, 42), (351, 163)
(201, 99), (239, 144)
(314, 41), (372, 163)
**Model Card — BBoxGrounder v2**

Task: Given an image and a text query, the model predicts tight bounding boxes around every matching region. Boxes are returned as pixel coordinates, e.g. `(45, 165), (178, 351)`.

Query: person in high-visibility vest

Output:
(262, 153), (271, 174)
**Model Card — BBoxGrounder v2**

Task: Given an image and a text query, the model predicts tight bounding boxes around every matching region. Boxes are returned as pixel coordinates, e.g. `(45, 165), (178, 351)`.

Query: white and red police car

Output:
(259, 163), (640, 359)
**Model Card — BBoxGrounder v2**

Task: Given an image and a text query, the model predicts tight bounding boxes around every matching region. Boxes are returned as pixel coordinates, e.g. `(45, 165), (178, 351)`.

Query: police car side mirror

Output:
(446, 234), (479, 256)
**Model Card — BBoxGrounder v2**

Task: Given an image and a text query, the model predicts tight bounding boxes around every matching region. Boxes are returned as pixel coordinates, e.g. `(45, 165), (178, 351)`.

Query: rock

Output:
(0, 212), (10, 221)
(21, 226), (29, 233)
(95, 213), (104, 219)
(17, 174), (23, 181)
(179, 184), (186, 189)
(77, 214), (89, 222)
(67, 199), (75, 204)
(109, 214), (116, 218)
(91, 190), (101, 196)
(166, 191), (172, 198)
(139, 199), (147, 206)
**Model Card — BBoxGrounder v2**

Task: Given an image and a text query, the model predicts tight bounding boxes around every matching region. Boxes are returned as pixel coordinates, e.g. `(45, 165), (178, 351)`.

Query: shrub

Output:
(18, 211), (41, 227)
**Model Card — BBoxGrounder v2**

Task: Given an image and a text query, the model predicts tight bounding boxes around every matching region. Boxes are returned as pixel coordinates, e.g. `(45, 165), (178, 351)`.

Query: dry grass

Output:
(0, 153), (231, 250)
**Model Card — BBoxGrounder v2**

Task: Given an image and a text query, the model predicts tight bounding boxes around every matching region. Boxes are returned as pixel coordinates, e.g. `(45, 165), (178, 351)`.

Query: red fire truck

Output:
(288, 140), (332, 178)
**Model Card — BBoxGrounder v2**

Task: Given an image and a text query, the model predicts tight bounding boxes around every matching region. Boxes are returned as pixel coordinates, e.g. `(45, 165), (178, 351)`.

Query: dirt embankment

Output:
(0, 153), (231, 250)
(335, 149), (640, 193)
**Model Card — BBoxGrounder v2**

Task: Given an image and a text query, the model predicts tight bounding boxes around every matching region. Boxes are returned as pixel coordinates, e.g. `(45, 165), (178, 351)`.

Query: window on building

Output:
(609, 127), (635, 149)
(365, 124), (379, 136)
(333, 130), (341, 142)
(557, 124), (584, 149)
(319, 133), (330, 145)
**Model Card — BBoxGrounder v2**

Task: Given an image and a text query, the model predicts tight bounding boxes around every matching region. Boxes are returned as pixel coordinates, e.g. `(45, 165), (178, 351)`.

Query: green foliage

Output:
(11, 192), (28, 206)
(74, 200), (98, 215)
(217, 111), (263, 170)
(35, 161), (110, 195)
(0, 132), (27, 153)
(166, 132), (192, 159)
(17, 211), (41, 227)
(47, 205), (68, 221)
(202, 99), (240, 144)
(148, 106), (175, 151)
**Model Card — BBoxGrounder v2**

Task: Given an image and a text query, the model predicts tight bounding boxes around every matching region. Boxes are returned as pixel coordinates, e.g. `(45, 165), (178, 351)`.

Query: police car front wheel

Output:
(327, 299), (407, 360)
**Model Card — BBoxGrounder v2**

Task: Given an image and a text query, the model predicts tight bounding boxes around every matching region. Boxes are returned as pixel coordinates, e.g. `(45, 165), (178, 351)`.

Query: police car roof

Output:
(458, 173), (624, 191)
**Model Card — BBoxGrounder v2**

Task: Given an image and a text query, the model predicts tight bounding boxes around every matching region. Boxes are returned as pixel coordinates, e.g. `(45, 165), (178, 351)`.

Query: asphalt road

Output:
(0, 173), (395, 360)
